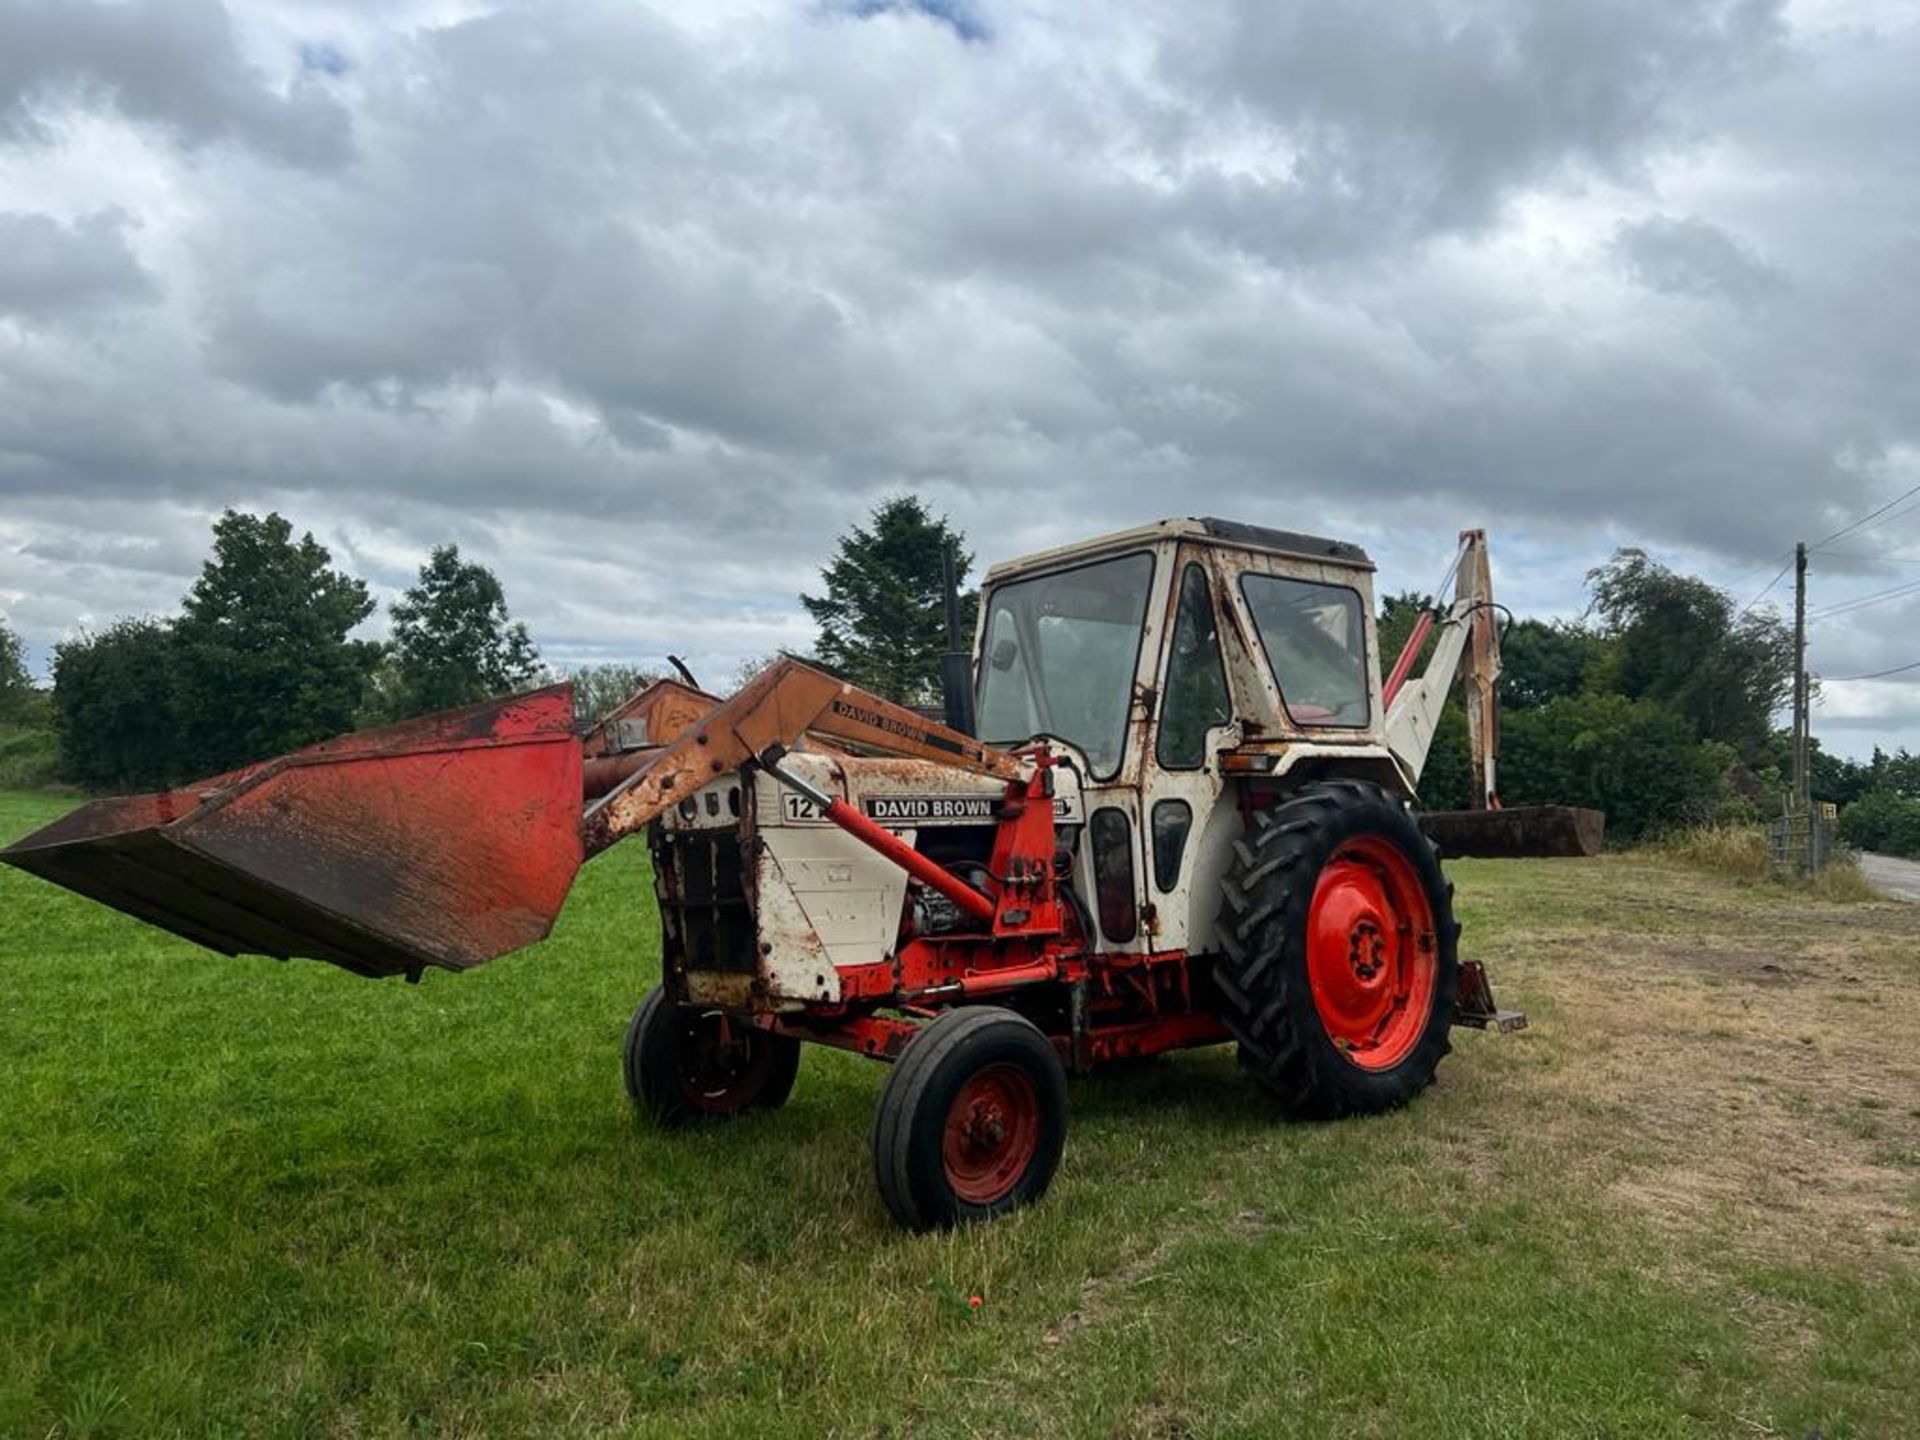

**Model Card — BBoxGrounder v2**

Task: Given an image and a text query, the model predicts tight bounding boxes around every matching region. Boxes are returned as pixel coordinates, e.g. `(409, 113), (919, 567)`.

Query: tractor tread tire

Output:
(623, 985), (800, 1128)
(1213, 780), (1459, 1119)
(870, 1007), (1067, 1231)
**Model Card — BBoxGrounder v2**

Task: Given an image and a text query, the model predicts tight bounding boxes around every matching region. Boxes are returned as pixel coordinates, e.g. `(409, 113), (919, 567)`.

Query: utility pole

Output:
(1792, 540), (1809, 817)
(1777, 539), (1821, 872)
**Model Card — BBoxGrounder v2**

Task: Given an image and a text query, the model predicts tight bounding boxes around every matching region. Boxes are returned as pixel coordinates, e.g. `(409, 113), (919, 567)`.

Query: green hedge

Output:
(1498, 693), (1734, 843)
(1838, 789), (1920, 858)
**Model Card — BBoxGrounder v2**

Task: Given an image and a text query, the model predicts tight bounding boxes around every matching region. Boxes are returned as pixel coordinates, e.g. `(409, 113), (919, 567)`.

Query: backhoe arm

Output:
(1382, 529), (1501, 806)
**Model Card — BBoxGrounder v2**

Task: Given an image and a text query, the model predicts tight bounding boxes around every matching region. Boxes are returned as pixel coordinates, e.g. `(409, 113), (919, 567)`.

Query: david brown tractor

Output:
(6, 519), (1592, 1229)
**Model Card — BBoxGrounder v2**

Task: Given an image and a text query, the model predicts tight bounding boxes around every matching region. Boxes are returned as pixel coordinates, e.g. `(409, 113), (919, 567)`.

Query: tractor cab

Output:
(971, 519), (1412, 956)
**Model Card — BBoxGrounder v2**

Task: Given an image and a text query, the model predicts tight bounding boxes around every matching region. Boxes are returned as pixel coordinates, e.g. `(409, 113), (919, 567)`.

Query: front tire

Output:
(1214, 780), (1458, 1118)
(870, 1007), (1068, 1230)
(622, 985), (800, 1126)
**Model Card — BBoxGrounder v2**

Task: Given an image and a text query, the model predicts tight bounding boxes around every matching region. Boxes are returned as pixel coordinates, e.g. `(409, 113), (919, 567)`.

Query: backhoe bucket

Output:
(1421, 805), (1605, 859)
(1, 687), (585, 979)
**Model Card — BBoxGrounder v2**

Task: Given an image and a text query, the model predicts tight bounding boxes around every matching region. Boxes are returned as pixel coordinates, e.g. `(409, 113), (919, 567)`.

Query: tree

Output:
(376, 544), (544, 720)
(1755, 730), (1874, 808)
(0, 623), (35, 723)
(732, 653), (783, 692)
(1501, 618), (1609, 711)
(171, 511), (380, 774)
(1378, 594), (1607, 714)
(568, 662), (662, 726)
(1838, 788), (1920, 858)
(1374, 594), (1600, 810)
(1501, 692), (1732, 841)
(1863, 746), (1920, 800)
(1586, 549), (1793, 763)
(52, 618), (181, 791)
(801, 497), (972, 706)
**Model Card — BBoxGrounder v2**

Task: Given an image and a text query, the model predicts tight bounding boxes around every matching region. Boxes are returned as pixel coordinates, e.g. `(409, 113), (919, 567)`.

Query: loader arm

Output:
(1, 657), (1024, 981)
(582, 657), (1023, 854)
(1383, 529), (1500, 805)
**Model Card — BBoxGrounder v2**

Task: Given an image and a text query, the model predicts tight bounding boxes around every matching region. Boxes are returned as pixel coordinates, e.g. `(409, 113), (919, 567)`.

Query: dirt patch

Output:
(1040, 1229), (1185, 1350)
(1457, 857), (1920, 1269)
(1648, 943), (1802, 985)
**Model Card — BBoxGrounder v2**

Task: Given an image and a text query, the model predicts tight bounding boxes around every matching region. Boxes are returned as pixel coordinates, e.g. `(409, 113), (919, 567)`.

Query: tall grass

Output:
(0, 724), (58, 790)
(1649, 821), (1881, 901)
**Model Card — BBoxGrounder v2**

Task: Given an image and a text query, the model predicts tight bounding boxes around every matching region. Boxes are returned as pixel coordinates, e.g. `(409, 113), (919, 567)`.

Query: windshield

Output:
(1239, 574), (1371, 726)
(976, 553), (1155, 777)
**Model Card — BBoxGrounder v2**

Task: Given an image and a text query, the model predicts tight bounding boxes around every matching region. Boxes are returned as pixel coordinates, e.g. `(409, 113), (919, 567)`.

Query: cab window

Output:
(1157, 563), (1230, 769)
(975, 553), (1154, 779)
(1239, 574), (1370, 726)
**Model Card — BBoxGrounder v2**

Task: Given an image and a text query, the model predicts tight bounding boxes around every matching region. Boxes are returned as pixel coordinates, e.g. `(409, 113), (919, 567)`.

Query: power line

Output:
(1808, 577), (1920, 622)
(1811, 478), (1920, 549)
(1734, 556), (1795, 618)
(1810, 550), (1920, 564)
(1813, 492), (1920, 551)
(1819, 657), (1920, 682)
(1722, 550), (1794, 590)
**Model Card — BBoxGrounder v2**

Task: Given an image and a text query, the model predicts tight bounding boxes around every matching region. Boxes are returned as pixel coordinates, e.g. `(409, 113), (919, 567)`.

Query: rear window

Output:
(1239, 575), (1370, 727)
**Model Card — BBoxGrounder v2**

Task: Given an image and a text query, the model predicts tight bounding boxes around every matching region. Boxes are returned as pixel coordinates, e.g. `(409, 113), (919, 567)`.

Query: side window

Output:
(1150, 799), (1193, 893)
(976, 604), (1037, 742)
(1089, 808), (1139, 943)
(1157, 563), (1231, 769)
(1239, 574), (1371, 727)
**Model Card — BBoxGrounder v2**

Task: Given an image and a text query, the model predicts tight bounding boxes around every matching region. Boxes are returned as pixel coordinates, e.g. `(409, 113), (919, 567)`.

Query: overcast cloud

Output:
(1, 0), (1918, 754)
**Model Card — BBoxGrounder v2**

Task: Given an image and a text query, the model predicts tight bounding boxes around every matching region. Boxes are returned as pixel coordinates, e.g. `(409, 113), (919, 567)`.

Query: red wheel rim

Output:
(1305, 836), (1439, 1071)
(941, 1064), (1041, 1205)
(675, 1009), (773, 1114)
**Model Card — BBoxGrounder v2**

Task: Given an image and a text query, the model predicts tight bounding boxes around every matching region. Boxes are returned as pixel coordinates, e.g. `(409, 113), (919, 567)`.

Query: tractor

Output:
(5, 519), (1593, 1229)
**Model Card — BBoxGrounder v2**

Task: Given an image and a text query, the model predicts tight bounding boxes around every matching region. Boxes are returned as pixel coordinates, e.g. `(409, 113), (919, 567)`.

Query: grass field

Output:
(3, 788), (1918, 1439)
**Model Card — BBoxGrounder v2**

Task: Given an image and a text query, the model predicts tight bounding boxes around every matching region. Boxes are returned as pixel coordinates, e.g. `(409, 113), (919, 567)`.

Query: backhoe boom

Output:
(1383, 529), (1501, 805)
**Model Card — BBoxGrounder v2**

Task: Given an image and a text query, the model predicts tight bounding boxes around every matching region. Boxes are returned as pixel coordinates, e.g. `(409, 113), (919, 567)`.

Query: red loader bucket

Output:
(1, 687), (585, 979)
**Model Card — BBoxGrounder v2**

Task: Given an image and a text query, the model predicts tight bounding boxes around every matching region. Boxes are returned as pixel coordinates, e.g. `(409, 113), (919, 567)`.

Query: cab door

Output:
(1138, 549), (1238, 952)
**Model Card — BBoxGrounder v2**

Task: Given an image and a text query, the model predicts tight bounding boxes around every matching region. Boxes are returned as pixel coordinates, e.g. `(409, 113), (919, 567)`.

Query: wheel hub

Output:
(1305, 836), (1439, 1071)
(676, 1010), (774, 1113)
(942, 1064), (1041, 1205)
(1347, 918), (1386, 981)
(961, 1098), (1009, 1150)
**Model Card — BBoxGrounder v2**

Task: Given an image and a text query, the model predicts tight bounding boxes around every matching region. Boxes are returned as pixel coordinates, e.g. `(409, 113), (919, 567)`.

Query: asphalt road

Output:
(1859, 852), (1920, 902)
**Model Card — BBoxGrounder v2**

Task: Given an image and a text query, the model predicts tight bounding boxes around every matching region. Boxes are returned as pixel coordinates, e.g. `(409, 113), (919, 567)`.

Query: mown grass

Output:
(3, 789), (1917, 1438)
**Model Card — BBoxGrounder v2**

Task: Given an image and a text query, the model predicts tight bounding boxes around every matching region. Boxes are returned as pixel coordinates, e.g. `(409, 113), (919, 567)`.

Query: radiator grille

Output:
(652, 830), (755, 975)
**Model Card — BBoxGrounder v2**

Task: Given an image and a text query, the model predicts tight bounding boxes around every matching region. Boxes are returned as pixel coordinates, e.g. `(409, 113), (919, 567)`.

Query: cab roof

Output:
(983, 517), (1372, 583)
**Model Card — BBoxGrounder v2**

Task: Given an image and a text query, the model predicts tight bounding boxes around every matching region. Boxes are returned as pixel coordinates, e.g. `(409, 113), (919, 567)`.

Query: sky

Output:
(1, 0), (1918, 757)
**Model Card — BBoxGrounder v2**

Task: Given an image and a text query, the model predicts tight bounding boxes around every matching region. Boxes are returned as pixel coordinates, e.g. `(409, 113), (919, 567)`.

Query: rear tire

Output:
(622, 985), (800, 1127)
(870, 1007), (1068, 1231)
(1214, 780), (1458, 1118)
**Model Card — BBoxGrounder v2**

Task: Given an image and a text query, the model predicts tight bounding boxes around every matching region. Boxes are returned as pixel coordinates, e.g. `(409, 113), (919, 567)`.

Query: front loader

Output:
(4, 518), (1589, 1228)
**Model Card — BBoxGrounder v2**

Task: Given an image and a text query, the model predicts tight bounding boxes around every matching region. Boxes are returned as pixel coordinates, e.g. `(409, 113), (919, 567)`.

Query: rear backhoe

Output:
(5, 519), (1597, 1228)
